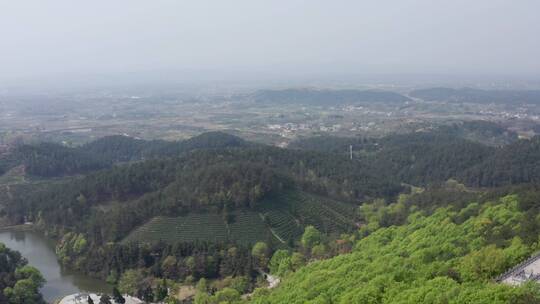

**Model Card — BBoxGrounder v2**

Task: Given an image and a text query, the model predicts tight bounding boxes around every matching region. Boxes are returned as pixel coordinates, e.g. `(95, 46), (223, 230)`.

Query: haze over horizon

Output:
(1, 0), (539, 87)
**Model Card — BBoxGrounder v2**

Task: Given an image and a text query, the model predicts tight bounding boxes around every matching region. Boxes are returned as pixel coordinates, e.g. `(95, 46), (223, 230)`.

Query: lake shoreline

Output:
(0, 223), (35, 232)
(0, 229), (111, 303)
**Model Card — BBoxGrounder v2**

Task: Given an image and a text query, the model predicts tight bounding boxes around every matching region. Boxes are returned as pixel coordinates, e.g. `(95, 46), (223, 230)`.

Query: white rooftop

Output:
(58, 293), (144, 304)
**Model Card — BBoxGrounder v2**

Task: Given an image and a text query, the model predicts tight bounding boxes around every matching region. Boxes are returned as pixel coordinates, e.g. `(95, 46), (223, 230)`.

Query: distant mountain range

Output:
(251, 88), (411, 105)
(251, 87), (540, 106)
(410, 87), (540, 104)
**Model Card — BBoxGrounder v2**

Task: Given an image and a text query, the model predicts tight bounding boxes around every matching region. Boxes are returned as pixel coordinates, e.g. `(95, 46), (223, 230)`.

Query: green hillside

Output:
(251, 194), (540, 304)
(0, 131), (249, 177)
(5, 131), (540, 300)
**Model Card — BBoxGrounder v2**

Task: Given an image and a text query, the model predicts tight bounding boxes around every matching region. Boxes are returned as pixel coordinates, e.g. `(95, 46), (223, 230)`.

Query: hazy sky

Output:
(1, 0), (539, 84)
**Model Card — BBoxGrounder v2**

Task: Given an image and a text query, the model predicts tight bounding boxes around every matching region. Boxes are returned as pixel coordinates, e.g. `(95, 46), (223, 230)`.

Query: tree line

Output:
(0, 243), (45, 304)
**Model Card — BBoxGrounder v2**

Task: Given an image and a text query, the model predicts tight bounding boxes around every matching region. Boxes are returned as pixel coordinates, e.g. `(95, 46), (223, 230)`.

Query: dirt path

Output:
(258, 213), (285, 244)
(176, 285), (196, 301)
(242, 271), (280, 300)
(5, 184), (13, 199)
(258, 270), (280, 289)
(266, 273), (280, 289)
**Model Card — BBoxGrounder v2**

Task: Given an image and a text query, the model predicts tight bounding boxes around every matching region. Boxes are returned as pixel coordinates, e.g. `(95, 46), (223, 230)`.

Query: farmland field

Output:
(123, 190), (357, 245)
(123, 211), (279, 245)
(229, 212), (277, 244)
(122, 214), (227, 244)
(260, 190), (357, 237)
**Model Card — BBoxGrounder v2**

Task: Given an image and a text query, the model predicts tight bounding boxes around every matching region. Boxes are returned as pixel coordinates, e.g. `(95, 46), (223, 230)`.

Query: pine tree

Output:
(155, 279), (168, 301)
(112, 287), (125, 304)
(142, 286), (154, 303)
(99, 294), (111, 304)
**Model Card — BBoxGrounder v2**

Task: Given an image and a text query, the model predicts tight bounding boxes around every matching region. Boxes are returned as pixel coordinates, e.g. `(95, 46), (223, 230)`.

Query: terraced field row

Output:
(123, 190), (356, 245)
(122, 214), (226, 244)
(259, 190), (357, 238)
(123, 211), (278, 245)
(229, 212), (276, 244)
(287, 192), (356, 233)
(261, 209), (303, 242)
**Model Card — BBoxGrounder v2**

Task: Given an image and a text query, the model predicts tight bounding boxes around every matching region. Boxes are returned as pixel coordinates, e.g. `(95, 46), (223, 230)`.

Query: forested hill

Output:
(3, 131), (540, 300)
(375, 134), (540, 187)
(3, 142), (400, 244)
(82, 131), (249, 163)
(252, 88), (411, 105)
(410, 87), (540, 104)
(5, 131), (540, 240)
(0, 131), (249, 177)
(289, 120), (517, 152)
(251, 193), (540, 303)
(290, 131), (540, 187)
(462, 136), (540, 187)
(437, 120), (518, 146)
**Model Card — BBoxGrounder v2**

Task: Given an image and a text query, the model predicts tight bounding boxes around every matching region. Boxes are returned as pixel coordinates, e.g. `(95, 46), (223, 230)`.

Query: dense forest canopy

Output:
(291, 129), (540, 188)
(4, 130), (540, 245)
(289, 121), (517, 153)
(0, 131), (250, 177)
(0, 244), (45, 304)
(251, 193), (540, 304)
(3, 130), (540, 303)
